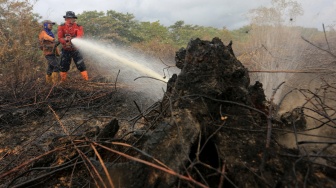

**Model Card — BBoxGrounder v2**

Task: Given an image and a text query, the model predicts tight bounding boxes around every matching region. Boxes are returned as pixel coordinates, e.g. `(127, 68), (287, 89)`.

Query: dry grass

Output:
(132, 38), (177, 62)
(0, 0), (45, 101)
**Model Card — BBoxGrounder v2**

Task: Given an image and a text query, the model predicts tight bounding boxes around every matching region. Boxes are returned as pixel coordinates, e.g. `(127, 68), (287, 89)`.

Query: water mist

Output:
(239, 3), (336, 153)
(244, 25), (316, 104)
(71, 38), (179, 100)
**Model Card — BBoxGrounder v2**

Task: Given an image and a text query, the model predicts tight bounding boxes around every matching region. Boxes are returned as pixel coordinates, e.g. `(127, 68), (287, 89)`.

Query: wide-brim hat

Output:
(63, 11), (77, 19)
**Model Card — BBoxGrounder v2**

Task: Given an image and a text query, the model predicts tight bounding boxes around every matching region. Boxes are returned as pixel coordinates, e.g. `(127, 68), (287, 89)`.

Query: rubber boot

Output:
(60, 72), (67, 82)
(51, 72), (59, 85)
(80, 71), (89, 81)
(46, 75), (52, 84)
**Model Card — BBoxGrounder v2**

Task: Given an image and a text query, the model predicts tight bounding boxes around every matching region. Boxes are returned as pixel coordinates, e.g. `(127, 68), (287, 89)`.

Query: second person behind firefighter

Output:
(38, 20), (60, 84)
(57, 11), (89, 82)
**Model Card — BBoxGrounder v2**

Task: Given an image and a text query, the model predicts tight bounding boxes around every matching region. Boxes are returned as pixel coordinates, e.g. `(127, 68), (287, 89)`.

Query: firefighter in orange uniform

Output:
(57, 11), (88, 81)
(38, 20), (60, 84)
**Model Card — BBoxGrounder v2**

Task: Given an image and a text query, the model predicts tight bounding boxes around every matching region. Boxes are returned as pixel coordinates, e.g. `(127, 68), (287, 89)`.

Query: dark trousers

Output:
(45, 55), (59, 76)
(60, 49), (86, 72)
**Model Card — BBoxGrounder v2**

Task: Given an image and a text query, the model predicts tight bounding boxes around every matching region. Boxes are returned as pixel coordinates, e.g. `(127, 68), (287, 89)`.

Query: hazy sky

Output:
(32, 0), (335, 30)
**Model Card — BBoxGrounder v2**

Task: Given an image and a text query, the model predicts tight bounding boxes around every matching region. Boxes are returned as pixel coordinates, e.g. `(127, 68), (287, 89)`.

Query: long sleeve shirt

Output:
(38, 30), (60, 56)
(57, 22), (84, 51)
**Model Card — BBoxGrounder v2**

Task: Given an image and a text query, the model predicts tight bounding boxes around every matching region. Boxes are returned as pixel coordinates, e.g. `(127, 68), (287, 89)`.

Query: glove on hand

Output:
(65, 35), (72, 42)
(65, 41), (72, 48)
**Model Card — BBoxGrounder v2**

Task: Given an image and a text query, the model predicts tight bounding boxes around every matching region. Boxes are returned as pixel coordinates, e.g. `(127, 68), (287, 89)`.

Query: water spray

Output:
(70, 38), (177, 100)
(71, 38), (168, 82)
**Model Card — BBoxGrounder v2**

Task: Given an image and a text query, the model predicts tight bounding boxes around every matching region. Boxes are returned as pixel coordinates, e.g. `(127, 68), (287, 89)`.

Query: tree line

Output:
(0, 0), (328, 73)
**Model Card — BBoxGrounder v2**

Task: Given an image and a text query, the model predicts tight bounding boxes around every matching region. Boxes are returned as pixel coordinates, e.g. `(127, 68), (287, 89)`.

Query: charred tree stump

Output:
(109, 38), (270, 187)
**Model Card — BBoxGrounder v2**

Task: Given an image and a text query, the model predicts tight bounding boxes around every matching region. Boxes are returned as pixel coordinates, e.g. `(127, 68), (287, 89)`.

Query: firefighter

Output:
(57, 11), (88, 81)
(38, 20), (60, 84)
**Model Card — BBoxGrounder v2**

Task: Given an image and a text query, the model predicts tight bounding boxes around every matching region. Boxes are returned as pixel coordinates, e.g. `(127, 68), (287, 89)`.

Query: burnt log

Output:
(110, 38), (267, 187)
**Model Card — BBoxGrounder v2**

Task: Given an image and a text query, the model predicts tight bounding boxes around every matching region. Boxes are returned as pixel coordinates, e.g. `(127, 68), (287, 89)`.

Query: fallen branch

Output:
(92, 142), (209, 188)
(0, 147), (65, 179)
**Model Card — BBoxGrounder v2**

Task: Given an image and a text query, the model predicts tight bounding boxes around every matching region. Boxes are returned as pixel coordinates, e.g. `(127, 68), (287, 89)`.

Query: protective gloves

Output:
(64, 34), (73, 49)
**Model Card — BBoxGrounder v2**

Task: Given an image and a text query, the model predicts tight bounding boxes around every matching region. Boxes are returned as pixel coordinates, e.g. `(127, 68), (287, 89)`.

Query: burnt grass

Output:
(0, 38), (335, 187)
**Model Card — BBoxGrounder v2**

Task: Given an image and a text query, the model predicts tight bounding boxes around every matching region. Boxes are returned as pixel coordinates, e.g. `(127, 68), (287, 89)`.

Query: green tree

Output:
(105, 10), (140, 43)
(135, 21), (170, 43)
(78, 10), (140, 44)
(169, 21), (200, 47)
(77, 10), (106, 39)
(168, 21), (232, 48)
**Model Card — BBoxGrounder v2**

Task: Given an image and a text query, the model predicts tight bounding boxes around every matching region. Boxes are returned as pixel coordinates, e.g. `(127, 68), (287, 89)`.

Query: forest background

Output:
(0, 0), (333, 88)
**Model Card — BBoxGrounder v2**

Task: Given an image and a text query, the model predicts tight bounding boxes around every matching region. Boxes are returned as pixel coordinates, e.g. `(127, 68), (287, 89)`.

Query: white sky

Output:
(31, 0), (335, 30)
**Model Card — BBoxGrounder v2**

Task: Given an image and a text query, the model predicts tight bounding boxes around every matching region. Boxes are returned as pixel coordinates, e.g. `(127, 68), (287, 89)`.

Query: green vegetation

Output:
(78, 10), (230, 44)
(77, 10), (234, 55)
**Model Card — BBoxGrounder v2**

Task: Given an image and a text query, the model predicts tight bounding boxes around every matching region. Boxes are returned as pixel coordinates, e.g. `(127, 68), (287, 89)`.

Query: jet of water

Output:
(71, 38), (178, 100)
(72, 38), (168, 81)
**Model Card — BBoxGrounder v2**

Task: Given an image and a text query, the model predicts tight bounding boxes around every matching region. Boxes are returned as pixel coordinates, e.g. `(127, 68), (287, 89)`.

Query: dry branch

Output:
(301, 36), (336, 58)
(0, 147), (65, 179)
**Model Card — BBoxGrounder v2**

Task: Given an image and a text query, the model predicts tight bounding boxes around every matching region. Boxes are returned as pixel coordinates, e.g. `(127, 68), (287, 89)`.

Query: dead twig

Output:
(110, 142), (170, 169)
(114, 69), (120, 91)
(218, 163), (226, 188)
(159, 57), (176, 79)
(69, 158), (78, 188)
(91, 143), (114, 188)
(0, 147), (65, 179)
(184, 94), (267, 117)
(266, 81), (285, 148)
(322, 23), (331, 52)
(301, 36), (336, 59)
(261, 81), (285, 171)
(7, 161), (84, 188)
(76, 146), (105, 188)
(48, 105), (70, 135)
(93, 142), (209, 188)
